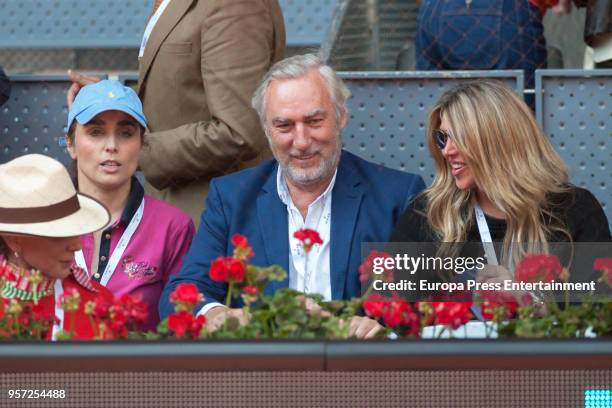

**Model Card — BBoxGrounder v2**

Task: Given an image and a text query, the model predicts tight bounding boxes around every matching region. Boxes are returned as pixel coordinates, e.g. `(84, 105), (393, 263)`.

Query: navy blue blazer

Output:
(159, 150), (426, 319)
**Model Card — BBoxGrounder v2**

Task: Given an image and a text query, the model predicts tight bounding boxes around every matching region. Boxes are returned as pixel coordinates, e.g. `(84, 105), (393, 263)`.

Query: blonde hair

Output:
(424, 80), (571, 263)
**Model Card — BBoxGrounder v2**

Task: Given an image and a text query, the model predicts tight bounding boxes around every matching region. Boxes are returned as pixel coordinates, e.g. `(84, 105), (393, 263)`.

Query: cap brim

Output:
(0, 193), (110, 238)
(76, 102), (147, 128)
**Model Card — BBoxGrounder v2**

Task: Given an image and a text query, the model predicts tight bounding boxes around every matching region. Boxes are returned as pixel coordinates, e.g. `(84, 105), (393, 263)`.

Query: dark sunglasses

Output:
(433, 129), (452, 149)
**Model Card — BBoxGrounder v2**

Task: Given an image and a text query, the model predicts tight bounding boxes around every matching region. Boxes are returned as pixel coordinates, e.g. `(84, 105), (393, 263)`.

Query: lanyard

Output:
(74, 199), (145, 286)
(139, 0), (172, 58)
(474, 203), (499, 266)
(51, 280), (63, 341)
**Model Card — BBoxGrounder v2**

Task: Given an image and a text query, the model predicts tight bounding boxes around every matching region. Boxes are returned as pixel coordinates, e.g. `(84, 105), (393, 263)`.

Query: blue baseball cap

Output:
(67, 79), (147, 130)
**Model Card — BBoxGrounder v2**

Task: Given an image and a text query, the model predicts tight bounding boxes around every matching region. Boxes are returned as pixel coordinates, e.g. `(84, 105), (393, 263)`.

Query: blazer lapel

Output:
(330, 153), (364, 300)
(138, 0), (195, 93)
(256, 166), (290, 294)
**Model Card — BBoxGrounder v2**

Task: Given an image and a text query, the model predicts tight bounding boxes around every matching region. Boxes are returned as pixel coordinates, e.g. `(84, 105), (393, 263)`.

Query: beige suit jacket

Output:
(137, 0), (285, 224)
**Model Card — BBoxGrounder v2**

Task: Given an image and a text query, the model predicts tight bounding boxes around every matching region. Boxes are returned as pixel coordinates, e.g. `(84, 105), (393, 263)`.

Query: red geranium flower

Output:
(168, 311), (193, 338)
(59, 288), (81, 312)
(109, 303), (129, 338)
(364, 294), (419, 336)
(478, 290), (518, 320)
(231, 234), (254, 261)
(191, 315), (206, 338)
(30, 301), (55, 323)
(515, 254), (562, 283)
(231, 234), (249, 249)
(0, 262), (15, 282)
(170, 283), (204, 306)
(594, 258), (612, 272)
(294, 229), (323, 253)
(432, 301), (472, 330)
(119, 293), (149, 323)
(18, 312), (31, 327)
(359, 250), (394, 284)
(93, 295), (111, 320)
(0, 298), (8, 320)
(242, 285), (259, 295)
(363, 293), (387, 319)
(168, 311), (206, 338)
(210, 256), (246, 283)
(382, 300), (416, 329)
(594, 258), (612, 286)
(480, 300), (518, 321)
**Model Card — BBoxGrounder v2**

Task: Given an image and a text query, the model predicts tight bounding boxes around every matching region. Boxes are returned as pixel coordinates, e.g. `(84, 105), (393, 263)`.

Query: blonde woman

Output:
(390, 80), (610, 289)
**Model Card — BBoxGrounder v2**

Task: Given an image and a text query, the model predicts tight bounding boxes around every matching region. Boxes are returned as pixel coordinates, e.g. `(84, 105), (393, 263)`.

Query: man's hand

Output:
(204, 306), (250, 332)
(66, 69), (101, 108)
(300, 295), (332, 317)
(348, 315), (383, 339)
(551, 0), (572, 15)
(299, 296), (381, 338)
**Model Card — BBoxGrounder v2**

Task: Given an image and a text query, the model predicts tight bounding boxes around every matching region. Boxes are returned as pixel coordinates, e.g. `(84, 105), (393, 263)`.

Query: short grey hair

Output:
(251, 53), (351, 132)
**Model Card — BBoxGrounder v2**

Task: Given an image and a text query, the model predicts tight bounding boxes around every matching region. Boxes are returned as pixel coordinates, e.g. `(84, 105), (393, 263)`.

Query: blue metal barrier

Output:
(279, 0), (337, 47)
(0, 74), (107, 167)
(535, 69), (612, 229)
(340, 70), (524, 182)
(0, 0), (153, 49)
(0, 0), (333, 48)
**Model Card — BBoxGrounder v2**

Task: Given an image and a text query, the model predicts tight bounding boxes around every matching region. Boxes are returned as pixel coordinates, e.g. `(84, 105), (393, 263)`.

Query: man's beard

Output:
(277, 138), (341, 187)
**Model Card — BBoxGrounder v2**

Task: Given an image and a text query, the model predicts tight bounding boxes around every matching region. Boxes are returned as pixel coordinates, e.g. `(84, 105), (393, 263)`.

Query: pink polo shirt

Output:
(79, 179), (195, 331)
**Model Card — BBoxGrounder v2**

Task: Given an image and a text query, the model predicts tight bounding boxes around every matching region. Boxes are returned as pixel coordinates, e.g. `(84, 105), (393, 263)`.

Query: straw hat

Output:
(0, 154), (110, 237)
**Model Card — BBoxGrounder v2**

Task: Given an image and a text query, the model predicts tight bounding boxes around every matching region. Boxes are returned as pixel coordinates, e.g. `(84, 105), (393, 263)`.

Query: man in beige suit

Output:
(68, 0), (285, 224)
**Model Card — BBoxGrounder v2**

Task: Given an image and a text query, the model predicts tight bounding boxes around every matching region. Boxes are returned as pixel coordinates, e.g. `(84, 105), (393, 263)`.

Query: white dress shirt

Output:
(277, 166), (336, 301)
(139, 0), (172, 58)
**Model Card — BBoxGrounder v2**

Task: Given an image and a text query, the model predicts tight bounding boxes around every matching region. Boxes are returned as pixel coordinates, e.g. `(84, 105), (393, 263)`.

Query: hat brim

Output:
(0, 193), (110, 238)
(75, 102), (147, 128)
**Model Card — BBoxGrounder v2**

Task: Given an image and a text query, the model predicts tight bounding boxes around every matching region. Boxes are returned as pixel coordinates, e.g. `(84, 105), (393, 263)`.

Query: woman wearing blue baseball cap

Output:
(65, 80), (195, 331)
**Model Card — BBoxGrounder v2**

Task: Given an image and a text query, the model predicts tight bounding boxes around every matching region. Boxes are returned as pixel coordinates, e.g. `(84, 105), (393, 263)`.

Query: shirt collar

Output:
(276, 165), (338, 208)
(120, 177), (145, 226)
(71, 265), (95, 291)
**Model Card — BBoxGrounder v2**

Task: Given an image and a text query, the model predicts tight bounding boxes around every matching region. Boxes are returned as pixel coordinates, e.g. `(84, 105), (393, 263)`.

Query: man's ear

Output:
(65, 134), (77, 160)
(339, 109), (348, 130)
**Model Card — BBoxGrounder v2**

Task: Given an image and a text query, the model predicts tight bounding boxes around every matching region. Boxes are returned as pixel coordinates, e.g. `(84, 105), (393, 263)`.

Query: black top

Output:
(388, 187), (611, 297)
(390, 186), (611, 244)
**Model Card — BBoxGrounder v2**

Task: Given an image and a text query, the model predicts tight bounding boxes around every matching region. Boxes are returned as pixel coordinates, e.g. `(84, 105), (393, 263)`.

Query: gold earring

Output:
(13, 251), (19, 258)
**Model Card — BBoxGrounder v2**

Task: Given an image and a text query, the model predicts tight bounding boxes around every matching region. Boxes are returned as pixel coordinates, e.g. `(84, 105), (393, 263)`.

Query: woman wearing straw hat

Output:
(65, 80), (195, 331)
(0, 154), (112, 339)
